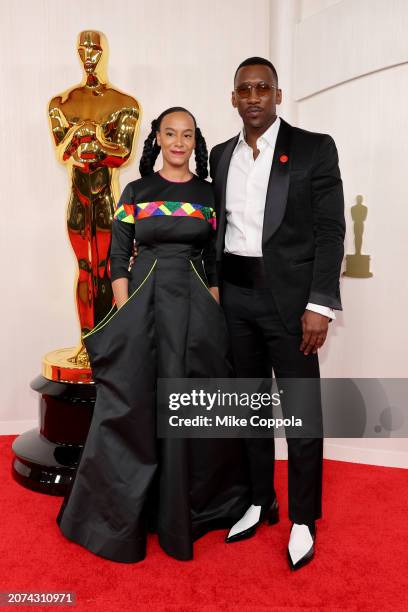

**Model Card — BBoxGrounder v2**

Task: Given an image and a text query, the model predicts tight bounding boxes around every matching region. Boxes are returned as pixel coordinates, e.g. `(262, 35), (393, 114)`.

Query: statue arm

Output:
(96, 106), (140, 161)
(48, 103), (86, 163)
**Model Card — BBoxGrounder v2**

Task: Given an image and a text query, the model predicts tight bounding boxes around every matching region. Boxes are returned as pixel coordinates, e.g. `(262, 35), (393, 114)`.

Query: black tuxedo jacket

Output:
(209, 117), (345, 334)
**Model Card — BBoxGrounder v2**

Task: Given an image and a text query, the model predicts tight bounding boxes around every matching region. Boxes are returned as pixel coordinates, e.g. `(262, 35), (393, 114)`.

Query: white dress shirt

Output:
(224, 116), (335, 320)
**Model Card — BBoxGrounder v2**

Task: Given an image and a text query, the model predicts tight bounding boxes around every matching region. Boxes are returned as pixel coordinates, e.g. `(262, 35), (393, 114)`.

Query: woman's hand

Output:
(112, 278), (129, 309)
(209, 287), (220, 304)
(116, 297), (129, 309)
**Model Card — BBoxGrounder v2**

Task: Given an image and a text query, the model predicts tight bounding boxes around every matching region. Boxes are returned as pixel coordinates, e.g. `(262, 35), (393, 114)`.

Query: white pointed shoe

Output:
(287, 523), (316, 570)
(225, 498), (279, 543)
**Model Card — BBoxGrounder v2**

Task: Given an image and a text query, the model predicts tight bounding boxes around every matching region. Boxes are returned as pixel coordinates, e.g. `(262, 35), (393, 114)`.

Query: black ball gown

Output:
(56, 171), (250, 563)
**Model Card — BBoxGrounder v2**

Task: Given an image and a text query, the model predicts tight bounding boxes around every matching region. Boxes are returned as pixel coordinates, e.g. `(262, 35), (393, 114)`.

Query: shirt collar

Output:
(236, 115), (281, 150)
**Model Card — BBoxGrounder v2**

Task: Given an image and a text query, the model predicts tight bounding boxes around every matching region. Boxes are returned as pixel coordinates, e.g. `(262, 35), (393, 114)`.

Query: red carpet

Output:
(2, 434), (407, 611)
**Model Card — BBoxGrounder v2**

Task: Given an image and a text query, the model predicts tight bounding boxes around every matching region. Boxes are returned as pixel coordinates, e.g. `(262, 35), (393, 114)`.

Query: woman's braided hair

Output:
(139, 106), (208, 179)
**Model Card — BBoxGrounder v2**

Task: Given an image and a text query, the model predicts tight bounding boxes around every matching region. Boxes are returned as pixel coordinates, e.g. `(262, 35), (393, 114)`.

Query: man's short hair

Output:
(234, 57), (278, 86)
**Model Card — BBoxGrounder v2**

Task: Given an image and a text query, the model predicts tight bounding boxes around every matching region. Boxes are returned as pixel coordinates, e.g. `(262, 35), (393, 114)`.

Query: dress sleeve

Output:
(110, 183), (136, 282)
(202, 206), (218, 287)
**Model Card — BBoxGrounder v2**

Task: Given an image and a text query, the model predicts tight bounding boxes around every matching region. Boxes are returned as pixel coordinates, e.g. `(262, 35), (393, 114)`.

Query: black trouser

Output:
(221, 278), (323, 525)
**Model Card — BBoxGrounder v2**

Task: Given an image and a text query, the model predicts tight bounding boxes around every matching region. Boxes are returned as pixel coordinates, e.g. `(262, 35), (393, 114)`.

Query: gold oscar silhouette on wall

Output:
(343, 194), (373, 278)
(44, 30), (141, 381)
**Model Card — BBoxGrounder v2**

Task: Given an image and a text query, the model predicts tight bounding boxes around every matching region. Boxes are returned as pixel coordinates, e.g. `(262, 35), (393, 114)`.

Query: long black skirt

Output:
(56, 245), (250, 562)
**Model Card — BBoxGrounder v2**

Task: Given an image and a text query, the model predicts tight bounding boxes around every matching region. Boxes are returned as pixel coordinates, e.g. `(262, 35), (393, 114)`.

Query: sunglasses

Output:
(235, 82), (276, 99)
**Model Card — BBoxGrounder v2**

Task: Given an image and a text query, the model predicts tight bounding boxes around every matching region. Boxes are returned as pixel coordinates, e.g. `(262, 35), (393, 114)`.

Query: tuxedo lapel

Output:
(262, 119), (293, 248)
(214, 135), (239, 259)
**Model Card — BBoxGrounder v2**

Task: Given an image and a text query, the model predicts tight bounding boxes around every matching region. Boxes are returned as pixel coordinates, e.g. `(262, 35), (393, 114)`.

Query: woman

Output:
(56, 107), (250, 563)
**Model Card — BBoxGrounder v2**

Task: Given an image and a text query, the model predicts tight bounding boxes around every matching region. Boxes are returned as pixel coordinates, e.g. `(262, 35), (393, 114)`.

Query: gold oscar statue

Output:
(44, 30), (141, 381)
(343, 194), (373, 278)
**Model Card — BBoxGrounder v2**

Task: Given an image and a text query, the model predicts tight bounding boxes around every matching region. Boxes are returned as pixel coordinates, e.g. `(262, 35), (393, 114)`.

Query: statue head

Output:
(356, 194), (363, 205)
(77, 30), (109, 83)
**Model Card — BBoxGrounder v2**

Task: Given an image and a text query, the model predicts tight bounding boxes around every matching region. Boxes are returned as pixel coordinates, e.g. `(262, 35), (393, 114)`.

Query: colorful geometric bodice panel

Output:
(114, 201), (216, 230)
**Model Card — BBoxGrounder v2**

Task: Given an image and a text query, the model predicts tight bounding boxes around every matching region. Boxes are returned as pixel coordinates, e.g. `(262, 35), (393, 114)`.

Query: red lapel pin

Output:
(279, 154), (288, 163)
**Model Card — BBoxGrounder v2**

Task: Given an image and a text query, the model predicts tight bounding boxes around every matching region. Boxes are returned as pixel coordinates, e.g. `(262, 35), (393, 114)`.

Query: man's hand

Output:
(129, 240), (138, 269)
(300, 311), (330, 355)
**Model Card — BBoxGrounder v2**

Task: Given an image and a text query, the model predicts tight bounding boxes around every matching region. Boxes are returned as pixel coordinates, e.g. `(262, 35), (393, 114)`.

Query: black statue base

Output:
(11, 375), (95, 496)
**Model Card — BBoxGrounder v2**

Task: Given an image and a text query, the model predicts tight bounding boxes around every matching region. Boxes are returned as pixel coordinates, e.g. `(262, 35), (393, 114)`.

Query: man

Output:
(209, 57), (345, 570)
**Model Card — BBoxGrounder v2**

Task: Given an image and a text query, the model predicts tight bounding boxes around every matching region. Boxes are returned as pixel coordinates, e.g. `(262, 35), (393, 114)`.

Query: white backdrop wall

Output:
(1, 0), (407, 467)
(293, 0), (408, 466)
